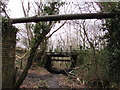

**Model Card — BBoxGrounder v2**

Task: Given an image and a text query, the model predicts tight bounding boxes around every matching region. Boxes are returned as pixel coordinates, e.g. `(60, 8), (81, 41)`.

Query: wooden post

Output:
(71, 55), (77, 68)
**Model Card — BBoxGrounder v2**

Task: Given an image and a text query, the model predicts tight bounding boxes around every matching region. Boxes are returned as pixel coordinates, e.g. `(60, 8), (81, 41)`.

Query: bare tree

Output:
(20, 0), (33, 50)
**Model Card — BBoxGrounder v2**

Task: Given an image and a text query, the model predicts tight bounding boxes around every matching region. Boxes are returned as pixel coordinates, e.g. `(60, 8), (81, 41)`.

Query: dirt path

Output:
(47, 74), (60, 88)
(20, 67), (85, 88)
(20, 68), (62, 88)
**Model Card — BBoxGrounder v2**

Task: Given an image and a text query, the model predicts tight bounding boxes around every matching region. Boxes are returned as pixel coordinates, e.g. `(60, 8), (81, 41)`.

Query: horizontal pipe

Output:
(11, 12), (117, 24)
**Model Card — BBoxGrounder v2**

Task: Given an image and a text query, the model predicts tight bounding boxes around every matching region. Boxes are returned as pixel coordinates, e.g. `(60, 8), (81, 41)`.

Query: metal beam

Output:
(11, 12), (117, 24)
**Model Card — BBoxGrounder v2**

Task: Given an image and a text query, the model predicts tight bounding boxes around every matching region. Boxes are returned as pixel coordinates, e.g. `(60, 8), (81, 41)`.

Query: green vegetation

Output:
(71, 2), (120, 88)
(104, 3), (120, 86)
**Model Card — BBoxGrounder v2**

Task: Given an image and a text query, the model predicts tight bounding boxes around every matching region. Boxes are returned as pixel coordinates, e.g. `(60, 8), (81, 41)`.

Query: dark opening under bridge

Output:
(44, 52), (77, 75)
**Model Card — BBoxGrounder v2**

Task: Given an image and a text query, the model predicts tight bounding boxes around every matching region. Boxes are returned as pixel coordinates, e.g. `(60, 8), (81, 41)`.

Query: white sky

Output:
(7, 0), (120, 18)
(7, 0), (23, 18)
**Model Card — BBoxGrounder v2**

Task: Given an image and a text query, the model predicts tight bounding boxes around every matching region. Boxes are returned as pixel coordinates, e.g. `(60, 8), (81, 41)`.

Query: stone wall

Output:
(2, 19), (18, 88)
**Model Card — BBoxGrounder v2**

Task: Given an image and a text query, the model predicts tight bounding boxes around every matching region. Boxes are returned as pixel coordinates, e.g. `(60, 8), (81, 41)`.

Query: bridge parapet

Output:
(45, 52), (77, 57)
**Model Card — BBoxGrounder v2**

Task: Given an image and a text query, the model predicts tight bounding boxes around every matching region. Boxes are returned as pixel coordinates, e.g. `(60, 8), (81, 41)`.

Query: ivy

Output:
(2, 17), (18, 39)
(44, 2), (64, 15)
(102, 3), (120, 83)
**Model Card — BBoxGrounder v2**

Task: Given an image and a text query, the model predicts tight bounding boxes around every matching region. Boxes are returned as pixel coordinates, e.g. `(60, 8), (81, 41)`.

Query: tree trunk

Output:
(13, 39), (41, 89)
(34, 40), (47, 66)
(13, 27), (51, 89)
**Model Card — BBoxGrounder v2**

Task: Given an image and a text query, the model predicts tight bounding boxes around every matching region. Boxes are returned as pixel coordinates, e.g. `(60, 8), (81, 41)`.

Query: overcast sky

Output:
(7, 0), (120, 18)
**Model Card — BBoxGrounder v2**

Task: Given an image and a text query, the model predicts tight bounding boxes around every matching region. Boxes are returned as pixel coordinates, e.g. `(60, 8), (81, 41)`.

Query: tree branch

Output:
(47, 21), (67, 38)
